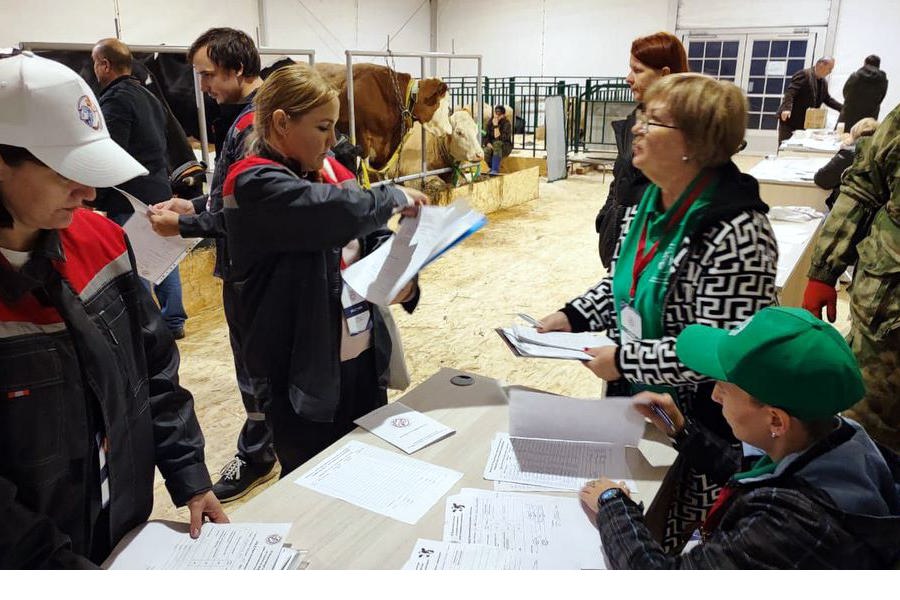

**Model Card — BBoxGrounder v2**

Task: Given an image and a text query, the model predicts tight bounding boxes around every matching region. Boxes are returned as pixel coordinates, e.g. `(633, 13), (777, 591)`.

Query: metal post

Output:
(346, 50), (356, 147)
(476, 57), (483, 144)
(192, 71), (212, 186)
(420, 55), (427, 184)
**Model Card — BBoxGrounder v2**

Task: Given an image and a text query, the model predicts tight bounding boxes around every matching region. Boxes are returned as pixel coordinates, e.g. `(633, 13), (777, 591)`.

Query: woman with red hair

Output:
(595, 32), (689, 268)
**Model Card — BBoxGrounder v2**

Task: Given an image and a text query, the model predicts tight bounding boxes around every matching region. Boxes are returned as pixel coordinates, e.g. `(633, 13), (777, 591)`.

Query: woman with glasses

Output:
(538, 73), (778, 554)
(595, 32), (689, 269)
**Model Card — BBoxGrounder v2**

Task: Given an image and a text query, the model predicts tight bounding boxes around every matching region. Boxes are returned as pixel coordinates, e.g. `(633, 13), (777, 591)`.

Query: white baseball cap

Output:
(0, 52), (147, 187)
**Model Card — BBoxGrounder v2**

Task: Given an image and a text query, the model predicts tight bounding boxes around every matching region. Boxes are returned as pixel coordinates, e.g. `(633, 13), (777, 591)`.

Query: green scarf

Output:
(733, 455), (778, 480)
(612, 171), (718, 395)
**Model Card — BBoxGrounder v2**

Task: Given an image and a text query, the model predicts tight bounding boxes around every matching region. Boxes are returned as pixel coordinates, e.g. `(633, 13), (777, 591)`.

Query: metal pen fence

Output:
(444, 75), (636, 157)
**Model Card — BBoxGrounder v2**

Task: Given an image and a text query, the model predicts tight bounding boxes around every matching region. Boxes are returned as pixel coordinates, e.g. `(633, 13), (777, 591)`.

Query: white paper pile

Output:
(496, 325), (614, 360)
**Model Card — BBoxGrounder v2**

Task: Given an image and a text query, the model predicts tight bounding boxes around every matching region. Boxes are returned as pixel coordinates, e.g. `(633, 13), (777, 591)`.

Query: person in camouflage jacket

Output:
(803, 102), (900, 451)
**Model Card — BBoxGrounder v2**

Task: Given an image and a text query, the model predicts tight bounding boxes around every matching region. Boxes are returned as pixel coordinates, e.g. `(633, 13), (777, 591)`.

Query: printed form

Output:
(103, 522), (292, 570)
(443, 488), (605, 569)
(402, 538), (547, 570)
(294, 440), (462, 524)
(117, 188), (201, 285)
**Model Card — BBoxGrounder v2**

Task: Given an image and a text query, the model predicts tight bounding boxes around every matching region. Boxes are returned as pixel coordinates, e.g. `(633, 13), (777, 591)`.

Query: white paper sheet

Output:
(116, 188), (202, 285)
(102, 521), (291, 570)
(747, 156), (831, 184)
(402, 538), (547, 570)
(770, 214), (824, 288)
(497, 328), (593, 360)
(508, 388), (645, 446)
(443, 488), (605, 569)
(492, 480), (570, 493)
(294, 440), (463, 524)
(354, 401), (455, 454)
(483, 433), (634, 491)
(511, 326), (615, 351)
(342, 199), (486, 305)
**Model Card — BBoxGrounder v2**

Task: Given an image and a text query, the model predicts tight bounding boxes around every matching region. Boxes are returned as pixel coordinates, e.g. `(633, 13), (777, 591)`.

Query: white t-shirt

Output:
(0, 246), (31, 269)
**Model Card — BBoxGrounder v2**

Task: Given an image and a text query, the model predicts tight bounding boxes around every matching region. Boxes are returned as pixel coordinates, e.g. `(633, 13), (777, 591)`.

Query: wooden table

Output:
(230, 368), (672, 569)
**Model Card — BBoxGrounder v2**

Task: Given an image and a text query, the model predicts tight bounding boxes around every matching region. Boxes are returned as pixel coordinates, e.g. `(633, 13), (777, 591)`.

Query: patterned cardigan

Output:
(562, 198), (779, 416)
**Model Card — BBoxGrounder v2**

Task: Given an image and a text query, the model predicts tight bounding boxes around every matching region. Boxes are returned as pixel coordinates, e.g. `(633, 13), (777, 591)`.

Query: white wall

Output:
(0, 0), (116, 47)
(831, 0), (900, 117)
(263, 0), (431, 73)
(435, 0), (670, 77)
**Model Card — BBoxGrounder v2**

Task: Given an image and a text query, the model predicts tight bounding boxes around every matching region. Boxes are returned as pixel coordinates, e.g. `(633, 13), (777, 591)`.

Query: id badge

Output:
(341, 280), (372, 336)
(620, 303), (643, 343)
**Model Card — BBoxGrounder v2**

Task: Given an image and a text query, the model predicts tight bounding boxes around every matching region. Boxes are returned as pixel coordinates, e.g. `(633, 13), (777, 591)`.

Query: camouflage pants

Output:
(844, 325), (900, 451)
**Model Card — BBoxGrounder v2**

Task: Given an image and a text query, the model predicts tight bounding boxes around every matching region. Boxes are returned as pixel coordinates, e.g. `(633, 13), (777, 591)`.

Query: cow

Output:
(396, 110), (484, 187)
(314, 62), (451, 170)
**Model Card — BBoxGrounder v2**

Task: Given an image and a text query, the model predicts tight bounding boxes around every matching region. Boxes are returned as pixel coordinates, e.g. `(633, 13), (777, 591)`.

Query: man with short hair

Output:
(92, 38), (188, 339)
(147, 28), (277, 502)
(839, 54), (889, 130)
(778, 57), (843, 144)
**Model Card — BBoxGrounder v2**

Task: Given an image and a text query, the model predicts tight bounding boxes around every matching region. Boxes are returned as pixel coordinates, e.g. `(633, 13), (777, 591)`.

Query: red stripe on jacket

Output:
(223, 156), (284, 198)
(234, 111), (256, 132)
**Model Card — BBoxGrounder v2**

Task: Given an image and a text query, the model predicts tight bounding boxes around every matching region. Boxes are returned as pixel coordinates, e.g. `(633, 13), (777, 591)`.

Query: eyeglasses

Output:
(635, 110), (680, 133)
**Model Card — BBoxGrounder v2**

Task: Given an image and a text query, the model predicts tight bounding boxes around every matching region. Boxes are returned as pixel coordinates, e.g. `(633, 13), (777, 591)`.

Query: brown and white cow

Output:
(397, 110), (484, 186)
(314, 62), (451, 170)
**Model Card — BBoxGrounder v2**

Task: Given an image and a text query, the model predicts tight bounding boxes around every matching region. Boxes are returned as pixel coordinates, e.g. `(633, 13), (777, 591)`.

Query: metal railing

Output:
(444, 75), (635, 156)
(343, 47), (483, 188)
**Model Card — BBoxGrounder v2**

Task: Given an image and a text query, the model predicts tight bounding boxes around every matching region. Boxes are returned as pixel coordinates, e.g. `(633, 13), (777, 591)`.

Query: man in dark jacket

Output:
(778, 57), (844, 144)
(813, 117), (878, 209)
(145, 28), (276, 503)
(839, 54), (889, 130)
(483, 105), (513, 174)
(581, 307), (900, 569)
(0, 53), (225, 569)
(92, 38), (187, 339)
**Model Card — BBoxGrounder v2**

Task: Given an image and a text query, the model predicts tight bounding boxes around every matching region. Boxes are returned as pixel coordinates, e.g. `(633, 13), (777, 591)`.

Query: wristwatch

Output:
(599, 487), (627, 506)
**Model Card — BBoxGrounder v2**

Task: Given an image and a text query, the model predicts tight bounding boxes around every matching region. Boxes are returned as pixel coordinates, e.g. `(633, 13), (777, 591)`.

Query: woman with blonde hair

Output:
(814, 117), (879, 209)
(539, 73), (779, 553)
(223, 63), (427, 475)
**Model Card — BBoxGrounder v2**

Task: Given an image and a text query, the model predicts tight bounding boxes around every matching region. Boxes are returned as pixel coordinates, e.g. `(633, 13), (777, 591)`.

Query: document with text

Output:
(402, 538), (547, 570)
(342, 199), (486, 305)
(102, 521), (292, 570)
(443, 488), (605, 569)
(294, 440), (462, 524)
(117, 188), (201, 285)
(354, 401), (455, 454)
(483, 433), (636, 492)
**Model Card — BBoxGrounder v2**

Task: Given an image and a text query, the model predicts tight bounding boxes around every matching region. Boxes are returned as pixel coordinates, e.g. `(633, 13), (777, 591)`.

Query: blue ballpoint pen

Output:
(649, 403), (677, 434)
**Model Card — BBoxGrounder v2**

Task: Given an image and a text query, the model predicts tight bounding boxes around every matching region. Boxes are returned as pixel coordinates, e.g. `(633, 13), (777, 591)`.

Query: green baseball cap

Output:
(675, 307), (865, 420)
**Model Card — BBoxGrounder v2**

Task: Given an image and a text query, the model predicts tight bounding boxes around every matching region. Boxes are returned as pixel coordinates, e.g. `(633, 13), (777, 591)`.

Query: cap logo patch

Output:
(77, 95), (102, 131)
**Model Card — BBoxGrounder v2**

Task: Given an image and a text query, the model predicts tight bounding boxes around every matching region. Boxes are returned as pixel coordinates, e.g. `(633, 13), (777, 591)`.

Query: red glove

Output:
(802, 279), (837, 322)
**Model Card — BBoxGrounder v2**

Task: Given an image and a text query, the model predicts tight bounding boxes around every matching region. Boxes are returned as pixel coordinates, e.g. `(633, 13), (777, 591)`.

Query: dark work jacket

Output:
(178, 93), (256, 280)
(814, 145), (856, 209)
(839, 65), (888, 129)
(597, 418), (900, 568)
(0, 210), (211, 568)
(222, 153), (410, 423)
(95, 75), (172, 213)
(595, 108), (649, 268)
(483, 116), (512, 146)
(778, 68), (844, 132)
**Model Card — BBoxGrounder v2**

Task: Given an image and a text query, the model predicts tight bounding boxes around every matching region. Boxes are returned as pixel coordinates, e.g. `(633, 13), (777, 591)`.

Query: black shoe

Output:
(171, 328), (185, 340)
(212, 456), (277, 503)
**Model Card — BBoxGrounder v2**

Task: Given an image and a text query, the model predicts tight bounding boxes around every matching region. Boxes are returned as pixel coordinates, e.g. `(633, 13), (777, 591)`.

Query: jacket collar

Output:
(99, 74), (139, 98)
(0, 229), (65, 303)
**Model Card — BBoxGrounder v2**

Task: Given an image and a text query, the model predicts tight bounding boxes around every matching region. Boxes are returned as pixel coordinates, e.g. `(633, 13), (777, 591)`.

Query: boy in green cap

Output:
(580, 306), (900, 568)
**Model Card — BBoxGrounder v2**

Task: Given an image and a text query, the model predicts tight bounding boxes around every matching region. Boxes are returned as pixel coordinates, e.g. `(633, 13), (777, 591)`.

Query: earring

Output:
(770, 431), (779, 439)
(682, 155), (690, 162)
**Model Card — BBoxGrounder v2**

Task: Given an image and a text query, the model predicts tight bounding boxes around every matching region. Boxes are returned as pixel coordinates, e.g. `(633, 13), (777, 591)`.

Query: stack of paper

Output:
(483, 389), (645, 492)
(354, 402), (455, 454)
(747, 156), (831, 183)
(769, 207), (825, 288)
(402, 538), (545, 570)
(116, 188), (202, 285)
(342, 199), (486, 305)
(294, 440), (462, 524)
(496, 326), (614, 360)
(103, 522), (303, 570)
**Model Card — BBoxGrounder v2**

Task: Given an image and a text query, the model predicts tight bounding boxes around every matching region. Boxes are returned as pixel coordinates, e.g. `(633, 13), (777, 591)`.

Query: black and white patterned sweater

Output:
(561, 162), (779, 429)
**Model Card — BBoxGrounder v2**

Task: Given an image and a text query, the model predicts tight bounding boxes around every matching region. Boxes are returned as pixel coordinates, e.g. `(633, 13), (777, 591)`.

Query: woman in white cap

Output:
(581, 307), (900, 568)
(0, 52), (225, 568)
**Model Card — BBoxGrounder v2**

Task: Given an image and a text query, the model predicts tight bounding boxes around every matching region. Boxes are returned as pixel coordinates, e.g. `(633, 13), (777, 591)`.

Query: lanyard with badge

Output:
(340, 256), (372, 336)
(620, 172), (714, 344)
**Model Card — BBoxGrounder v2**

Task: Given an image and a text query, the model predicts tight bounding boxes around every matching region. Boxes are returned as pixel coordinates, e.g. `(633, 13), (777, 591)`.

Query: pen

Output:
(517, 313), (541, 328)
(649, 403), (676, 434)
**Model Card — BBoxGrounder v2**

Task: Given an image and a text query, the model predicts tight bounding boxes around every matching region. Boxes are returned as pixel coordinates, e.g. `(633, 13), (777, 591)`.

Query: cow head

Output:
(447, 111), (484, 163)
(413, 78), (451, 137)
